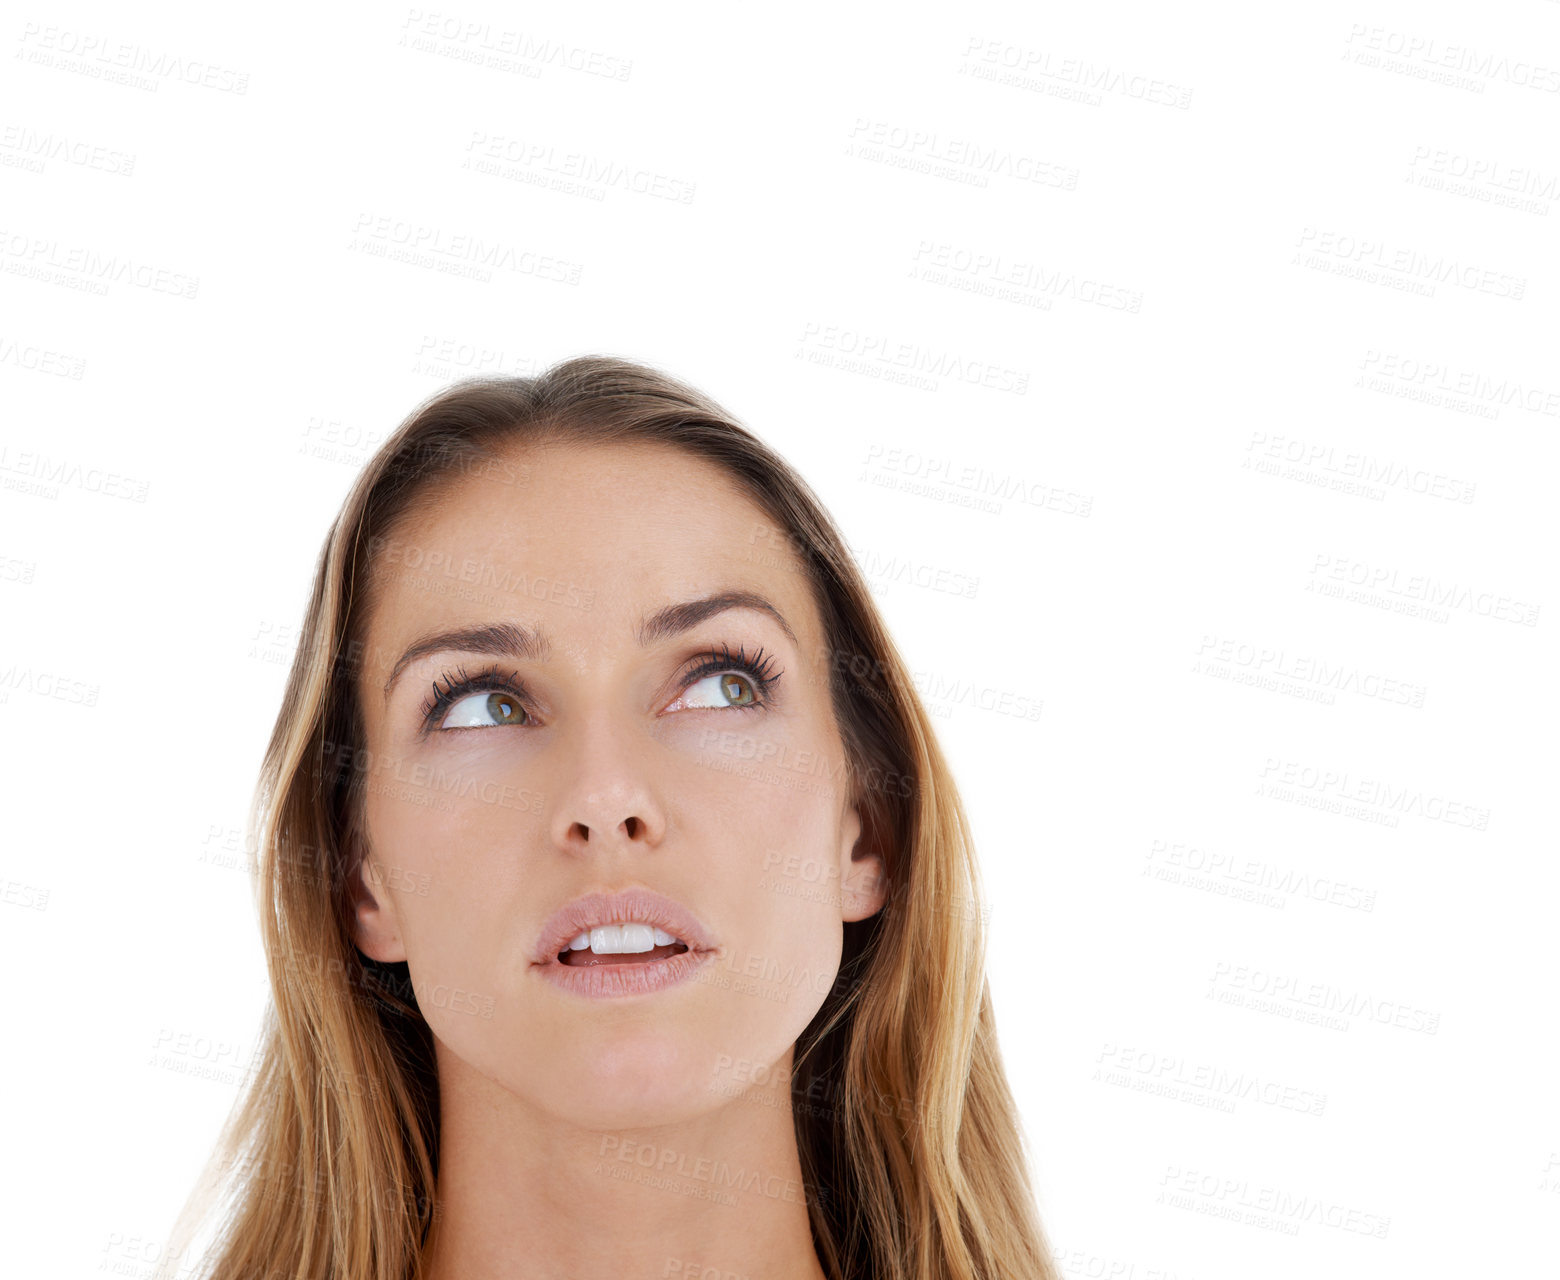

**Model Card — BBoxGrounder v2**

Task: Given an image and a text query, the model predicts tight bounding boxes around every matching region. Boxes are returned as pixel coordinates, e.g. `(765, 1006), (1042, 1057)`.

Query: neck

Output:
(420, 1042), (830, 1280)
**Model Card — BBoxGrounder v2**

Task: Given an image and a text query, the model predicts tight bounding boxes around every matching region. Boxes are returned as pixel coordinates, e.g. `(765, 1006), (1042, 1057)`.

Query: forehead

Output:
(405, 438), (759, 552)
(360, 440), (818, 664)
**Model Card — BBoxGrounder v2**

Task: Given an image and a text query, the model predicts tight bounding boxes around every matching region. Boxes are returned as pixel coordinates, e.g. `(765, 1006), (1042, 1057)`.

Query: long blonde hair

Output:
(160, 356), (1061, 1280)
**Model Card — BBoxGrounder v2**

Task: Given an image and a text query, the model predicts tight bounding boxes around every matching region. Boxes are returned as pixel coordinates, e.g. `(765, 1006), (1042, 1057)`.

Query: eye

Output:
(417, 644), (782, 734)
(419, 663), (531, 733)
(669, 643), (782, 714)
(680, 670), (760, 710)
(440, 689), (529, 730)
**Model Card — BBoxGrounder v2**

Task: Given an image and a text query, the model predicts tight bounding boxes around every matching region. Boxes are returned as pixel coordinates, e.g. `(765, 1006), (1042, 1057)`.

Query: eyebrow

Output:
(381, 590), (799, 705)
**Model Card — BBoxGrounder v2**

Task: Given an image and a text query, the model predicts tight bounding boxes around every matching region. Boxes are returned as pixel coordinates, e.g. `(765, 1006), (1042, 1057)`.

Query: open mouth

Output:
(555, 923), (694, 967)
(538, 916), (714, 998)
(558, 942), (691, 967)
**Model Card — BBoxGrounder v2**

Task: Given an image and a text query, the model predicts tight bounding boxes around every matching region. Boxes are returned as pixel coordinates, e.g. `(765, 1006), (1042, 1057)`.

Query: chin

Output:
(539, 1044), (732, 1131)
(491, 1020), (735, 1129)
(557, 1087), (724, 1132)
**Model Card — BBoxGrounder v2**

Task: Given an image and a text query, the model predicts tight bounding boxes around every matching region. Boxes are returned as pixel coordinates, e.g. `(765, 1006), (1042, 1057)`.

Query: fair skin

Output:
(347, 439), (887, 1280)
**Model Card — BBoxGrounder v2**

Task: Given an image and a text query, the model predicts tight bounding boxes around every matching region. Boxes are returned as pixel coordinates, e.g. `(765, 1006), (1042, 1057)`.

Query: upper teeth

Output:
(566, 922), (681, 954)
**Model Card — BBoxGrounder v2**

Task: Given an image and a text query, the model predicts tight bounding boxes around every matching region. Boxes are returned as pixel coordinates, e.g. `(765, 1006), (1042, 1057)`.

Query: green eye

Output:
(677, 643), (781, 713)
(420, 645), (781, 734)
(441, 690), (528, 729)
(420, 664), (533, 731)
(684, 671), (758, 709)
(427, 682), (530, 723)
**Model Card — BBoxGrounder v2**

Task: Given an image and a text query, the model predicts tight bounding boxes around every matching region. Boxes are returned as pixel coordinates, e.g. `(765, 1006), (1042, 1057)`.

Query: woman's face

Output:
(348, 439), (886, 1129)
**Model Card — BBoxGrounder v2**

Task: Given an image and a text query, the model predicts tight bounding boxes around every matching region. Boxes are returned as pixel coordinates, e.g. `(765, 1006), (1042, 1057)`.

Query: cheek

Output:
(364, 785), (527, 1043)
(361, 776), (517, 956)
(679, 757), (847, 994)
(683, 712), (852, 898)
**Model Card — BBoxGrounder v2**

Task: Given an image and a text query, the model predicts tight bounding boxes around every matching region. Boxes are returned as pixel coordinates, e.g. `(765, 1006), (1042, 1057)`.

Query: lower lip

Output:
(535, 947), (716, 999)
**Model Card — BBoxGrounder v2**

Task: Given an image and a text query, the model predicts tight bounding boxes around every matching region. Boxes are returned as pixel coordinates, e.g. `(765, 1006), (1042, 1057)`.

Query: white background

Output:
(2, 2), (1557, 1277)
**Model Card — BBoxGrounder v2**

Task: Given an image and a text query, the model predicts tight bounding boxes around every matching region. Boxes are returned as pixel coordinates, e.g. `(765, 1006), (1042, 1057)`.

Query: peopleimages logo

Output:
(860, 445), (1091, 515)
(1343, 24), (1560, 93)
(1244, 431), (1477, 504)
(16, 22), (251, 94)
(363, 534), (596, 609)
(910, 240), (1143, 312)
(317, 739), (546, 815)
(348, 213), (584, 285)
(398, 10), (634, 81)
(0, 227), (200, 298)
(1309, 553), (1540, 626)
(960, 37), (1194, 109)
(845, 118), (1079, 190)
(1094, 1043), (1328, 1116)
(1194, 634), (1429, 708)
(1205, 962), (1440, 1040)
(1258, 757), (1490, 830)
(798, 322), (1029, 394)
(1294, 227), (1525, 299)
(1158, 1165), (1392, 1239)
(1145, 838), (1378, 913)
(1359, 350), (1560, 419)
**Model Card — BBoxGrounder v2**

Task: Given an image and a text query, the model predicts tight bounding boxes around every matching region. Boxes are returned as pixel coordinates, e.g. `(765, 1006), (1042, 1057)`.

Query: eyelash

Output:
(417, 643), (784, 733)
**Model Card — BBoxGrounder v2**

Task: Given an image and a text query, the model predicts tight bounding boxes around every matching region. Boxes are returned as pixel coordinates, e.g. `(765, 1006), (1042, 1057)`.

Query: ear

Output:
(345, 830), (407, 963)
(836, 798), (888, 924)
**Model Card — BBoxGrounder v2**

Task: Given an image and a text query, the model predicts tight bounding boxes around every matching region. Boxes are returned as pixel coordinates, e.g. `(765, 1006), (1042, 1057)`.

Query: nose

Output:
(557, 801), (658, 848)
(547, 715), (667, 855)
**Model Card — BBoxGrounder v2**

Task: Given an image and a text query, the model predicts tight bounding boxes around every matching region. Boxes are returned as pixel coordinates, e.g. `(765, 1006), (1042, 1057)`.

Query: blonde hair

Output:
(160, 356), (1061, 1280)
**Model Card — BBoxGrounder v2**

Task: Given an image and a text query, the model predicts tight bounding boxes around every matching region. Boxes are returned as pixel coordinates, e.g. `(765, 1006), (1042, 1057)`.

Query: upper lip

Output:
(532, 887), (716, 965)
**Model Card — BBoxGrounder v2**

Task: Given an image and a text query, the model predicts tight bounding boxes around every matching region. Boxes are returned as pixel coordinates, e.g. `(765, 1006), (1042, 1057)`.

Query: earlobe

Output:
(838, 803), (889, 924)
(345, 833), (407, 963)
